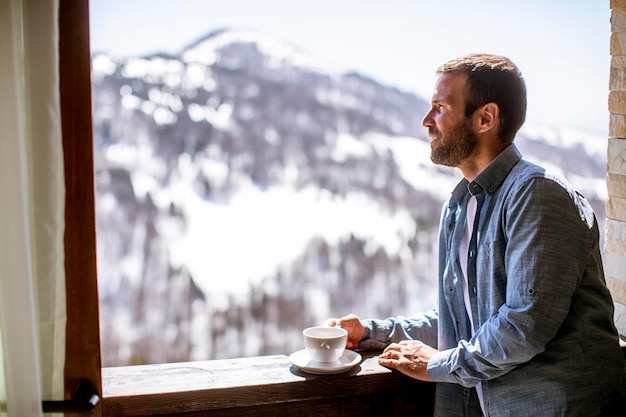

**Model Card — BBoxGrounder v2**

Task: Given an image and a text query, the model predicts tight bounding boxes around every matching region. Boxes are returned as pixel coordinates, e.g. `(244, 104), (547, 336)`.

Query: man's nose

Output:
(422, 110), (433, 128)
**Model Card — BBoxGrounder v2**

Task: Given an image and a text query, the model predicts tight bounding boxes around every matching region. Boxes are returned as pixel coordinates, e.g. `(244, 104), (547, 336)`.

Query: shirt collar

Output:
(448, 144), (522, 207)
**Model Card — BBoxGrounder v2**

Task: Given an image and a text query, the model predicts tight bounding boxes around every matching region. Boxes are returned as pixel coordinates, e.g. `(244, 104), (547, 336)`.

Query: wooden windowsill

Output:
(101, 346), (626, 416)
(101, 350), (435, 417)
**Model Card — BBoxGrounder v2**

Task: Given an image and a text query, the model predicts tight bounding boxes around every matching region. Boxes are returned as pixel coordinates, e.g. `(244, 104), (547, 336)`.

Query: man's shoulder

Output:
(506, 158), (572, 191)
(503, 159), (591, 215)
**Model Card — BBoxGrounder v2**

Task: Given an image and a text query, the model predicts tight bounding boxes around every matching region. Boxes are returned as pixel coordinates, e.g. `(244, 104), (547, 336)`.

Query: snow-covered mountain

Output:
(91, 28), (607, 366)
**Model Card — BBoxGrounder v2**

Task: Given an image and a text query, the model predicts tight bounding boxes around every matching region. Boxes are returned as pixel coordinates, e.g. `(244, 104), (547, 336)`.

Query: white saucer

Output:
(289, 349), (362, 374)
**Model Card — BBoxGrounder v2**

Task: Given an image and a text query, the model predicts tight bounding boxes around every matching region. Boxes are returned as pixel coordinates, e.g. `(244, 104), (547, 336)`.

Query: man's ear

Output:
(476, 102), (499, 134)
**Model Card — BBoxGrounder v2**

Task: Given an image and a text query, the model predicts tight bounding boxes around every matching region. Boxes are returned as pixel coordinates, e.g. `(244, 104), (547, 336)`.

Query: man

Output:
(327, 54), (626, 416)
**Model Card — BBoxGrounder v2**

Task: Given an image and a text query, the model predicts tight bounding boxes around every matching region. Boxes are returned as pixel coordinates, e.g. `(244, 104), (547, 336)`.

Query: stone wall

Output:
(608, 0), (626, 338)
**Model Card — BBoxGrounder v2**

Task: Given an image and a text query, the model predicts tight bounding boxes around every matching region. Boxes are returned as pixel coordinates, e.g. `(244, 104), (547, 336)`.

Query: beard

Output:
(429, 117), (478, 167)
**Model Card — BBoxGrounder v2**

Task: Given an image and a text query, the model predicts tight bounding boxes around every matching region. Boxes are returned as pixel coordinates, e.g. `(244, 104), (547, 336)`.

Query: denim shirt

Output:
(361, 144), (626, 416)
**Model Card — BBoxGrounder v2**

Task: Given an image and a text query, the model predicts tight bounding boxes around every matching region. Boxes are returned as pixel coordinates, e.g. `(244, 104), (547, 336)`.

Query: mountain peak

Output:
(179, 27), (340, 73)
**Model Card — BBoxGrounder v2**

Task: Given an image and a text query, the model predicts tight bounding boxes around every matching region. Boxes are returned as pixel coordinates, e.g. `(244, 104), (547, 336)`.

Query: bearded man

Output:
(328, 54), (626, 416)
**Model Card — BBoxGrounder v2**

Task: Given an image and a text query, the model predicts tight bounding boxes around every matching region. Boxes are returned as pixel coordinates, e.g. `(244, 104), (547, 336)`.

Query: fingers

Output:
(326, 314), (359, 329)
(378, 348), (403, 370)
(324, 318), (338, 327)
(325, 314), (364, 349)
(325, 315), (352, 327)
(380, 343), (400, 358)
(378, 340), (435, 382)
(383, 342), (401, 351)
(382, 342), (400, 352)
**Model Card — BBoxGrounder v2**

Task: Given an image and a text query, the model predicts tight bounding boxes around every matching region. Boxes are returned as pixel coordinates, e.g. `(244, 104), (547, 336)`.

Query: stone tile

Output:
(605, 248), (626, 278)
(608, 197), (626, 222)
(609, 90), (626, 114)
(609, 114), (626, 138)
(613, 8), (626, 32)
(607, 173), (626, 198)
(613, 0), (626, 12)
(606, 219), (626, 253)
(608, 138), (626, 175)
(611, 31), (626, 55)
(610, 56), (626, 90)
(607, 275), (626, 306)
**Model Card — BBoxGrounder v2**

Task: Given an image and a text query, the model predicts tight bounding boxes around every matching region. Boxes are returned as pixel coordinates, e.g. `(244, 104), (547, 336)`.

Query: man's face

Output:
(421, 72), (478, 168)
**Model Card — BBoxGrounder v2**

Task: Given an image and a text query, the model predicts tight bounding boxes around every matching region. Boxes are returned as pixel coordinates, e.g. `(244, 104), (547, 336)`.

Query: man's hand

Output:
(378, 340), (437, 381)
(325, 314), (365, 349)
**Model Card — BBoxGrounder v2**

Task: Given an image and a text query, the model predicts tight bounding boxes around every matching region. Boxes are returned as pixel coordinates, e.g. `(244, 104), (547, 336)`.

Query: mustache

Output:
(428, 127), (441, 138)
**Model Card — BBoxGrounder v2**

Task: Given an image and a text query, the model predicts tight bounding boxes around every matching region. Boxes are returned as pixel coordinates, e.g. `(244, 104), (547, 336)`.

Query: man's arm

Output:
(326, 310), (439, 351)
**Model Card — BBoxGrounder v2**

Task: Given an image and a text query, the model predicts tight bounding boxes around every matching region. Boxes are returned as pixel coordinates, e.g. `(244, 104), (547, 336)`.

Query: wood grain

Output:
(59, 0), (103, 414)
(102, 351), (436, 416)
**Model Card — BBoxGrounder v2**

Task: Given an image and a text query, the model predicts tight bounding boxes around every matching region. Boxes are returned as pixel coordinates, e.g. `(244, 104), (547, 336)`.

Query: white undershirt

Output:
(460, 195), (485, 413)
(460, 195), (477, 332)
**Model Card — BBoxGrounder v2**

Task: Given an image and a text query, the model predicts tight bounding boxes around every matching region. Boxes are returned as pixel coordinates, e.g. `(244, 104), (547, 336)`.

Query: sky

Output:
(89, 0), (611, 133)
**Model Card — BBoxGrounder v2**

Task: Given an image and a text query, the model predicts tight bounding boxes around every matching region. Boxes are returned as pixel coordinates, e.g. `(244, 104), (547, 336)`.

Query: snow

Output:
(365, 133), (458, 200)
(331, 133), (372, 162)
(181, 29), (344, 75)
(168, 183), (415, 298)
(521, 121), (607, 158)
(105, 127), (454, 303)
(91, 54), (117, 77)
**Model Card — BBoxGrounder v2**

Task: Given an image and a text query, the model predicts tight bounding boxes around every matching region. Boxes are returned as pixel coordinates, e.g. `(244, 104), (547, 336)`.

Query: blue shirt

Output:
(361, 144), (626, 416)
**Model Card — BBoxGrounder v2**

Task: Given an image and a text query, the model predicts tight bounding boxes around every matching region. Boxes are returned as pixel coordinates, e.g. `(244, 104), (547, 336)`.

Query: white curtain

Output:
(0, 0), (66, 416)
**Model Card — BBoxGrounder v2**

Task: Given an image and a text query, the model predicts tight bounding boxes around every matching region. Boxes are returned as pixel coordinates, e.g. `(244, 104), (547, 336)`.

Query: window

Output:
(63, 3), (621, 415)
(61, 3), (435, 416)
(88, 1), (612, 368)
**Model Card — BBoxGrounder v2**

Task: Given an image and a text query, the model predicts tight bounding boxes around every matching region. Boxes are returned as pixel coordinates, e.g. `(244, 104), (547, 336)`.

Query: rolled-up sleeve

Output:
(359, 309), (439, 350)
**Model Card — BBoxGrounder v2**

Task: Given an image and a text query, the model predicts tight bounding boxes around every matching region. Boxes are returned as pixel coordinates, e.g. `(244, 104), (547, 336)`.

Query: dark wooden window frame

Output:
(59, 0), (102, 415)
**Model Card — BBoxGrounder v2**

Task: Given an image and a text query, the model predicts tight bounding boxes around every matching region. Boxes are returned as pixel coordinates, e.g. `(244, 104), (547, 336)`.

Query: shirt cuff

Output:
(427, 348), (456, 384)
(361, 321), (371, 341)
(357, 319), (394, 350)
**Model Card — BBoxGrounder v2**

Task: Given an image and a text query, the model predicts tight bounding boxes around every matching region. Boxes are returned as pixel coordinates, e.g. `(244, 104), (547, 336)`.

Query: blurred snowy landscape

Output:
(91, 29), (607, 366)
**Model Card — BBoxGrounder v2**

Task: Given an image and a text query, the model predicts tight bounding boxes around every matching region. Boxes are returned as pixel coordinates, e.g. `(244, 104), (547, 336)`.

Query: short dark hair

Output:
(437, 54), (527, 143)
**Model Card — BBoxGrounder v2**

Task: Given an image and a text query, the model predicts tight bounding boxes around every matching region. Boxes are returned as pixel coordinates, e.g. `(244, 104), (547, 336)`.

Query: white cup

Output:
(303, 326), (348, 362)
